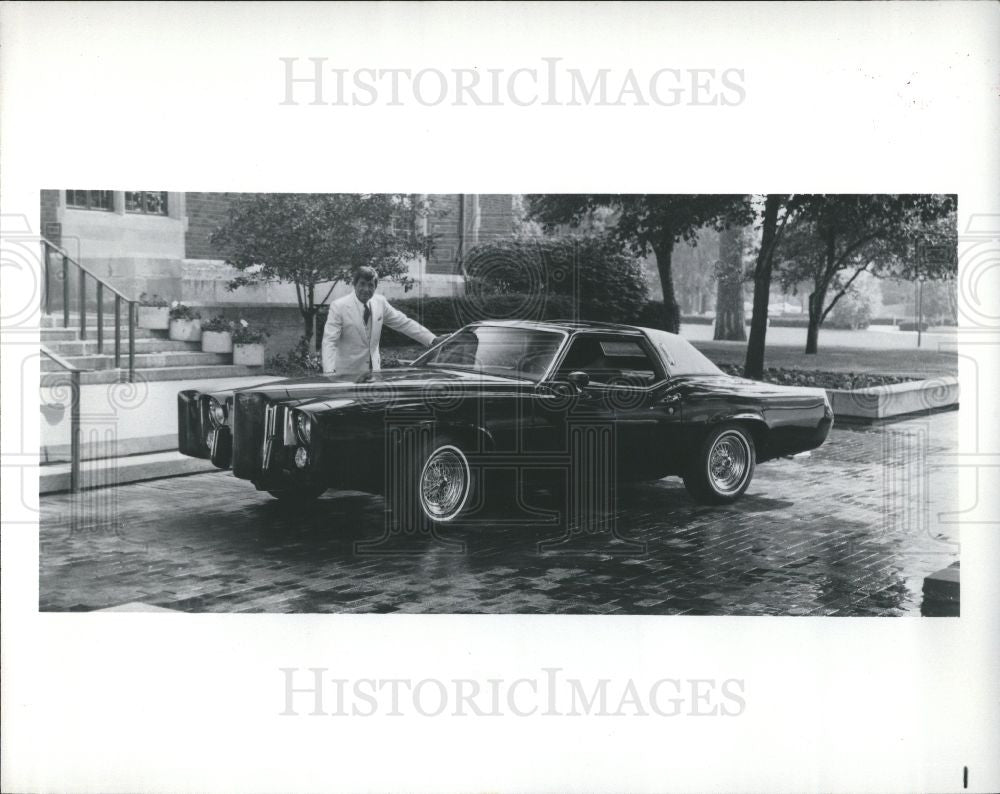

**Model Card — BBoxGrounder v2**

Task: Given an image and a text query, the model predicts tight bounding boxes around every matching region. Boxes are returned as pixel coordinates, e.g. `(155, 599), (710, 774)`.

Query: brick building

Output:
(40, 191), (516, 306)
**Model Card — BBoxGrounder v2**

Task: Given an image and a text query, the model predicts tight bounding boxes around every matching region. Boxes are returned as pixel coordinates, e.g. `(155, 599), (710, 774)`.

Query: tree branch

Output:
(821, 261), (870, 321)
(318, 278), (342, 307)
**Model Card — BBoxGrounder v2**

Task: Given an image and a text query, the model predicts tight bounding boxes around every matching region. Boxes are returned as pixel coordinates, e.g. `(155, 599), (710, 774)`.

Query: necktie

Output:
(363, 301), (372, 371)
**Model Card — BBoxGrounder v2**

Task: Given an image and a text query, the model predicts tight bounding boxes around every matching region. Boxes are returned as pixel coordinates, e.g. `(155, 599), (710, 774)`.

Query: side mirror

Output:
(566, 371), (590, 389)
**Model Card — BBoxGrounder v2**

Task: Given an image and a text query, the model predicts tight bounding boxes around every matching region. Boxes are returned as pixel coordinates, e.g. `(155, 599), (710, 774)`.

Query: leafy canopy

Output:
(211, 193), (431, 301)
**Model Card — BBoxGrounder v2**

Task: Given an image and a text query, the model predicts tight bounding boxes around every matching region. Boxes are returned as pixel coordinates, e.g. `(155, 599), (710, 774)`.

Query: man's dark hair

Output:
(352, 266), (379, 286)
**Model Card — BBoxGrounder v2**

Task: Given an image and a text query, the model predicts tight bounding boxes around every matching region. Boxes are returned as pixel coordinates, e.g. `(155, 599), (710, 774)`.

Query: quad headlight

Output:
(208, 397), (227, 427)
(294, 411), (312, 445)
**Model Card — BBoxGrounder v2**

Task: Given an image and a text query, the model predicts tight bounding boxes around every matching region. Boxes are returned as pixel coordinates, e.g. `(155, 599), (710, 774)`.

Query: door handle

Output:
(660, 394), (682, 405)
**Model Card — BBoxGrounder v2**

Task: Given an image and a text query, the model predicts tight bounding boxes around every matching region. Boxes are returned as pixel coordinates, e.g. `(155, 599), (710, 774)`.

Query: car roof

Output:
(467, 319), (673, 336)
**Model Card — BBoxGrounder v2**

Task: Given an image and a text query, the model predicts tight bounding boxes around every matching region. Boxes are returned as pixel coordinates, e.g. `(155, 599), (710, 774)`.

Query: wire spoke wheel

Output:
(707, 431), (752, 495)
(418, 444), (471, 522)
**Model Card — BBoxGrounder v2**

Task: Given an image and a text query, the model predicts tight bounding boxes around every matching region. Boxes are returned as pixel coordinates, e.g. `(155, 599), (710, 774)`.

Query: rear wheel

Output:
(683, 424), (756, 504)
(267, 485), (327, 501)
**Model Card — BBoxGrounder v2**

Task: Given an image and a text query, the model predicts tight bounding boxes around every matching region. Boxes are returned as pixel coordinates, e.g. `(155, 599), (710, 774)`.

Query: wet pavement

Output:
(39, 411), (959, 615)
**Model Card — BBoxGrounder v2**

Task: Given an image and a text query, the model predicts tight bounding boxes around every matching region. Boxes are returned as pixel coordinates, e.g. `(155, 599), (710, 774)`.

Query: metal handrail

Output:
(40, 346), (90, 493)
(40, 237), (136, 383)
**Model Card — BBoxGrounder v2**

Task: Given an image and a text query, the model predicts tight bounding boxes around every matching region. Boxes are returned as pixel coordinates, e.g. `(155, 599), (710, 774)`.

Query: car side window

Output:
(557, 336), (664, 387)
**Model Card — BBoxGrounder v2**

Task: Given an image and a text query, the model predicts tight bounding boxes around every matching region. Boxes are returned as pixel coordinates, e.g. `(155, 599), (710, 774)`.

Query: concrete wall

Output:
(43, 190), (187, 308)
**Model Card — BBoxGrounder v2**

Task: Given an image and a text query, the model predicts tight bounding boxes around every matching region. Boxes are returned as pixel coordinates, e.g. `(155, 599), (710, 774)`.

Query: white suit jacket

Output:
(321, 292), (435, 375)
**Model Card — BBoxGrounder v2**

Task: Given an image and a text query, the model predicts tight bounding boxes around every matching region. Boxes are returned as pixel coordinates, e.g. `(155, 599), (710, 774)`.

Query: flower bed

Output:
(716, 365), (914, 390)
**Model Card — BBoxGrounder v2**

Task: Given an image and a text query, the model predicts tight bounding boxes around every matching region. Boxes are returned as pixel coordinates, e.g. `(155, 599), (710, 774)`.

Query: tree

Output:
(211, 193), (432, 344)
(525, 195), (752, 333)
(672, 229), (719, 313)
(776, 194), (956, 353)
(744, 194), (797, 379)
(713, 225), (747, 341)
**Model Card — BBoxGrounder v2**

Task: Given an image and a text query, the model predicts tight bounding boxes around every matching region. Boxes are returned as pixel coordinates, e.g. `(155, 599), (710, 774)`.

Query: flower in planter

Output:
(232, 318), (269, 345)
(201, 315), (235, 333)
(138, 292), (169, 307)
(168, 302), (202, 321)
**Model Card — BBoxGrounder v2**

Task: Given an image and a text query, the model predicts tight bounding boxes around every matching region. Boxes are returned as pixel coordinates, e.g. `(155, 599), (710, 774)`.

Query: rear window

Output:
(642, 328), (724, 377)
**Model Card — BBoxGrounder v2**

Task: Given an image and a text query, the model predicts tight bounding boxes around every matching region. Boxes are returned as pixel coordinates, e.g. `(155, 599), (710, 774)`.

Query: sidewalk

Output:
(41, 374), (280, 462)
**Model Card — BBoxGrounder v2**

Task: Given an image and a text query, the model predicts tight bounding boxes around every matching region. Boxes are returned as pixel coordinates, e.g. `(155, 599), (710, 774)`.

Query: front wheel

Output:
(416, 439), (475, 524)
(683, 424), (756, 504)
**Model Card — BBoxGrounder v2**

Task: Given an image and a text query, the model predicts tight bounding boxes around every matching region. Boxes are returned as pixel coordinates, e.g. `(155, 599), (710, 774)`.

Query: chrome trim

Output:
(262, 403), (282, 470)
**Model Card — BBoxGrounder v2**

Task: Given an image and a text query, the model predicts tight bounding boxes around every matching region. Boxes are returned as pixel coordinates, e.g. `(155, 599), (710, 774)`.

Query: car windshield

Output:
(415, 325), (565, 381)
(643, 328), (724, 376)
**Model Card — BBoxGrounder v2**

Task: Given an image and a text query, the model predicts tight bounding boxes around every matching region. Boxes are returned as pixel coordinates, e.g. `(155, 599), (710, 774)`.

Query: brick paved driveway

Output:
(39, 412), (959, 615)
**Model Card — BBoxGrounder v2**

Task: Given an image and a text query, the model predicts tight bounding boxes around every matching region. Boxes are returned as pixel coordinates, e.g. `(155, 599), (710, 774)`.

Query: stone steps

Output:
(41, 314), (169, 329)
(43, 338), (200, 356)
(41, 363), (265, 386)
(41, 350), (232, 373)
(41, 326), (170, 342)
(40, 450), (217, 494)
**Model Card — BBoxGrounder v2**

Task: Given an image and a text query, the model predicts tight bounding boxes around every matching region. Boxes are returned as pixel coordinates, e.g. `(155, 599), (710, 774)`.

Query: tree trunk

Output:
(805, 291), (823, 354)
(651, 235), (680, 333)
(744, 195), (781, 378)
(713, 226), (746, 341)
(301, 307), (316, 345)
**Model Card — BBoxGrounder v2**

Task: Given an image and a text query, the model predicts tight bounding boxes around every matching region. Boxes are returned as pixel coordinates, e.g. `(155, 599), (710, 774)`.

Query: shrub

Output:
(676, 314), (715, 327)
(767, 315), (867, 330)
(267, 336), (321, 376)
(376, 293), (578, 345)
(460, 236), (648, 324)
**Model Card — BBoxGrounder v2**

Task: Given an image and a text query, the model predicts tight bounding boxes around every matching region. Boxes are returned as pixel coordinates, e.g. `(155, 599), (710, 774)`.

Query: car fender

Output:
(431, 421), (495, 454)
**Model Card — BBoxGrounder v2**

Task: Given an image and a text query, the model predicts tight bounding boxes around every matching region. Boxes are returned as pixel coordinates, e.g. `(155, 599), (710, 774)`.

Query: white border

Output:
(2, 3), (998, 793)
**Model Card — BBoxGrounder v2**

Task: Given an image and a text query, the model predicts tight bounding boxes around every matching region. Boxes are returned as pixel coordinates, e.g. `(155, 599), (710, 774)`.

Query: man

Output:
(321, 266), (446, 376)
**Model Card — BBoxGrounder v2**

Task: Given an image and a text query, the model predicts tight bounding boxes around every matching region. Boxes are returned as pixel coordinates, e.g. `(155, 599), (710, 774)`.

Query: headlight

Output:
(209, 398), (227, 427)
(295, 411), (312, 445)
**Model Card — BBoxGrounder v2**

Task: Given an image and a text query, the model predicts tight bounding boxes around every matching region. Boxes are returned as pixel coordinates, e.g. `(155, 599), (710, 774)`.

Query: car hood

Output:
(222, 366), (531, 403)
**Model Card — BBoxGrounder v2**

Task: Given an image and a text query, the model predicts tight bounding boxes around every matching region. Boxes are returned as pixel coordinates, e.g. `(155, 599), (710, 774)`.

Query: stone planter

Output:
(201, 330), (233, 353)
(826, 376), (959, 422)
(233, 342), (265, 366)
(169, 318), (202, 342)
(137, 306), (170, 330)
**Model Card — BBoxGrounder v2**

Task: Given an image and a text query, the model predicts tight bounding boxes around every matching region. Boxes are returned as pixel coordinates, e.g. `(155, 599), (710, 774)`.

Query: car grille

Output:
(231, 392), (266, 478)
(261, 403), (285, 471)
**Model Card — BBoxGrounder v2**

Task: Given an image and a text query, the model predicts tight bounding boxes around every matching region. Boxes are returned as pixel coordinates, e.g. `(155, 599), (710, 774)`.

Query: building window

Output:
(66, 190), (114, 211)
(125, 191), (168, 215)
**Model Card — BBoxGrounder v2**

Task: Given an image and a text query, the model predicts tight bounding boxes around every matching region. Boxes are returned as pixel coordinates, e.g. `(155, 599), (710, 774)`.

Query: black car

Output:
(179, 321), (833, 525)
